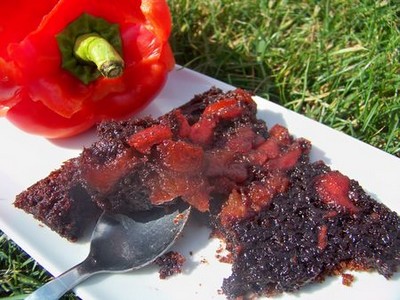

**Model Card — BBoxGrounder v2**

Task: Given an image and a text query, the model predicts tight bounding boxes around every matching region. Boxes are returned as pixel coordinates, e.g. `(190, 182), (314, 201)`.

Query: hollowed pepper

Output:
(0, 0), (175, 138)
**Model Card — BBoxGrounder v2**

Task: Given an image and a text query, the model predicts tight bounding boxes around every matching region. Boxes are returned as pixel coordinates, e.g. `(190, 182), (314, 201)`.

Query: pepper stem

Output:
(74, 33), (124, 78)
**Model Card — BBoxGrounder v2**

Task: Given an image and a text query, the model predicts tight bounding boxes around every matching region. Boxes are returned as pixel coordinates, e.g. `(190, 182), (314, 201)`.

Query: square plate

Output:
(0, 67), (399, 300)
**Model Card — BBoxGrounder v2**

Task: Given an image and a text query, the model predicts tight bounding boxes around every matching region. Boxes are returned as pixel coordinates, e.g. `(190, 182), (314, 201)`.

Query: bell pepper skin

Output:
(0, 0), (175, 138)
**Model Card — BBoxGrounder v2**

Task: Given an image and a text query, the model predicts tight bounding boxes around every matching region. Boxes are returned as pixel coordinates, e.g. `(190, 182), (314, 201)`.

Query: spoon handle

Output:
(25, 259), (96, 300)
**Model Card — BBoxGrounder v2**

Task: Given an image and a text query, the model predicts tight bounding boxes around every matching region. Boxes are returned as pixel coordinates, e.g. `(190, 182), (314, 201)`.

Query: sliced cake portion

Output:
(14, 158), (101, 241)
(15, 87), (266, 240)
(14, 87), (400, 298)
(213, 159), (400, 298)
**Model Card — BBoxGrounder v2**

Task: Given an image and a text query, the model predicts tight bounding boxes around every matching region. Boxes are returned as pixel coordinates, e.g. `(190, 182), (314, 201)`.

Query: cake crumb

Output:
(215, 240), (233, 263)
(173, 212), (186, 224)
(341, 273), (355, 286)
(200, 257), (209, 264)
(216, 252), (233, 264)
(154, 251), (186, 279)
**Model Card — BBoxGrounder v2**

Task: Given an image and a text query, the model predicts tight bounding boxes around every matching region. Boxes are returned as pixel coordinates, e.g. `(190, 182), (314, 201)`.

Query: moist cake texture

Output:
(216, 159), (400, 298)
(14, 88), (400, 298)
(155, 251), (186, 279)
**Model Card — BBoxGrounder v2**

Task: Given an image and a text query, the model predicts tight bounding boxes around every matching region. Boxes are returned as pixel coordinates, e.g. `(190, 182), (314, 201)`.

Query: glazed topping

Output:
(189, 117), (217, 145)
(127, 124), (173, 154)
(219, 172), (290, 227)
(171, 109), (191, 138)
(315, 171), (359, 214)
(317, 224), (328, 251)
(158, 140), (204, 172)
(202, 98), (244, 119)
(264, 142), (304, 170)
(121, 91), (259, 211)
(81, 88), (310, 216)
(147, 139), (210, 211)
(15, 87), (400, 298)
(247, 138), (280, 165)
(80, 142), (139, 193)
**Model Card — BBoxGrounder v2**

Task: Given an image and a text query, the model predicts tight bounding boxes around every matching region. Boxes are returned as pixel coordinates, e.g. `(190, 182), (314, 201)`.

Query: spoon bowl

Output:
(26, 201), (191, 300)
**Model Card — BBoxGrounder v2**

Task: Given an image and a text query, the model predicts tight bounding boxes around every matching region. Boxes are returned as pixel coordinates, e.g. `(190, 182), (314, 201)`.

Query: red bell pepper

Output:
(0, 0), (175, 138)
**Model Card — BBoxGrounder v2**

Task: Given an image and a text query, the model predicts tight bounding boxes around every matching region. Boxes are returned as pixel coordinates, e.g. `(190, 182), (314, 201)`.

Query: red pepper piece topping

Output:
(183, 188), (210, 212)
(203, 98), (243, 119)
(315, 171), (359, 214)
(147, 167), (210, 212)
(225, 126), (257, 154)
(265, 142), (303, 170)
(247, 138), (280, 165)
(219, 172), (290, 227)
(317, 224), (328, 251)
(81, 147), (138, 193)
(172, 109), (191, 138)
(249, 173), (289, 211)
(157, 140), (204, 172)
(219, 190), (250, 227)
(323, 210), (339, 219)
(127, 124), (173, 154)
(248, 181), (274, 211)
(147, 168), (190, 205)
(189, 117), (217, 145)
(268, 124), (292, 146)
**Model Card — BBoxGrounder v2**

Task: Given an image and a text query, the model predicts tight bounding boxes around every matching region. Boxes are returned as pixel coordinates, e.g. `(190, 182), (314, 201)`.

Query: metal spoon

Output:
(26, 202), (191, 300)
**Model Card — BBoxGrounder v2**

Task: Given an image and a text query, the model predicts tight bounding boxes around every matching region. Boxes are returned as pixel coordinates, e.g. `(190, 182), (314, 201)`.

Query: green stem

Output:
(74, 33), (124, 78)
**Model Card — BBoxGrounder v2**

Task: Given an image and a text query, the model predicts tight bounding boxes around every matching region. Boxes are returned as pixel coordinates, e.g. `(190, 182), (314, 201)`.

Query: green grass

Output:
(0, 235), (76, 299)
(1, 0), (399, 298)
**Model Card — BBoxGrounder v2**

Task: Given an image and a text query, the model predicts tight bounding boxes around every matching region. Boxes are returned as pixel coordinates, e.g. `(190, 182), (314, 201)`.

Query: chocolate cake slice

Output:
(14, 158), (101, 240)
(214, 159), (400, 298)
(15, 87), (263, 240)
(14, 88), (400, 298)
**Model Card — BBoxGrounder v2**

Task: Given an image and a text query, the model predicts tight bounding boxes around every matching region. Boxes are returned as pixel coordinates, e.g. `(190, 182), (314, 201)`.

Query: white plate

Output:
(0, 67), (399, 300)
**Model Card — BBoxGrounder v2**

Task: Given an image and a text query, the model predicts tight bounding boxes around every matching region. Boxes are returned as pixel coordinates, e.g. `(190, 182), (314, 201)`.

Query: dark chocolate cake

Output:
(155, 251), (186, 279)
(14, 158), (101, 240)
(14, 88), (400, 298)
(215, 159), (400, 298)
